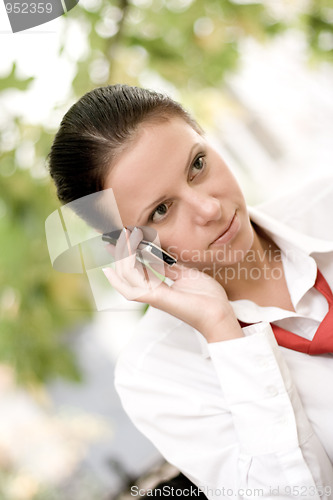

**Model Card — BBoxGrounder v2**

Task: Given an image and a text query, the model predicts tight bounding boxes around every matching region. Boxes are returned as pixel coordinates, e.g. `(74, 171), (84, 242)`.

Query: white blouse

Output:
(114, 177), (333, 499)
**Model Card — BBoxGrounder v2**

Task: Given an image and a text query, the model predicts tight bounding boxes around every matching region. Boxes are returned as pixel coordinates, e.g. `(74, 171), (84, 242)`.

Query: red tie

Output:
(239, 269), (333, 355)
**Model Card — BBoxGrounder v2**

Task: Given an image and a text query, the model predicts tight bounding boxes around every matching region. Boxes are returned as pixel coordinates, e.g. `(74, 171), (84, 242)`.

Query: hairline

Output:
(100, 111), (204, 190)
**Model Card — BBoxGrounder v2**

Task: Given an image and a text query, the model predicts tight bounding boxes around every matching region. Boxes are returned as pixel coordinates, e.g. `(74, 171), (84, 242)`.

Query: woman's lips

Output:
(209, 211), (240, 246)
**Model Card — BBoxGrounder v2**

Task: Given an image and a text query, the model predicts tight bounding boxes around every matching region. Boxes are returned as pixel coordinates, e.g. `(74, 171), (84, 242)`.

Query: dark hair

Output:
(143, 473), (207, 500)
(48, 84), (203, 207)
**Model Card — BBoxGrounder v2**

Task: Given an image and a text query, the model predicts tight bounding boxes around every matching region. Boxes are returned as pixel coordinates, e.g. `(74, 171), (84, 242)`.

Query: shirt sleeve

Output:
(114, 321), (333, 500)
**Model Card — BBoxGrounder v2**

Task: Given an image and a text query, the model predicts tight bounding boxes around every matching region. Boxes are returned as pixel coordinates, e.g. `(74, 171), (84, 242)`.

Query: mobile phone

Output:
(102, 230), (177, 267)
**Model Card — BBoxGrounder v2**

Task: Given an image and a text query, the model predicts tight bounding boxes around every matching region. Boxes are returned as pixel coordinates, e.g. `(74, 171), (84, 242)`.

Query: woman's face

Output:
(104, 116), (254, 271)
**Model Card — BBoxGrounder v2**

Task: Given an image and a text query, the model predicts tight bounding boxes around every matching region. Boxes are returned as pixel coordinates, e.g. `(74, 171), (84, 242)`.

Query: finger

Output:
(163, 262), (191, 282)
(122, 251), (163, 291)
(113, 228), (166, 294)
(129, 226), (144, 249)
(102, 266), (142, 300)
(136, 253), (166, 290)
(102, 265), (165, 301)
(115, 228), (132, 262)
(114, 229), (137, 281)
(104, 242), (116, 259)
(115, 227), (143, 261)
(112, 228), (153, 291)
(116, 228), (144, 281)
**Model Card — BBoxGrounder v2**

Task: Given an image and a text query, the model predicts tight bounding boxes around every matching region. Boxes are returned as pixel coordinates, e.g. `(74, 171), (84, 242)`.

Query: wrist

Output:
(201, 309), (244, 344)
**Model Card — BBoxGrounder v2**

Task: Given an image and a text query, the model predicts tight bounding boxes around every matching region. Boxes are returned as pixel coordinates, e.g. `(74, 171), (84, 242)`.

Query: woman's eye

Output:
(150, 203), (170, 223)
(190, 155), (206, 180)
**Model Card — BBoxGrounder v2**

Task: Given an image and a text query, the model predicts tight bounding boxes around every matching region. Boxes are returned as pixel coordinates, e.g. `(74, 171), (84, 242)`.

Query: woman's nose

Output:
(188, 191), (222, 225)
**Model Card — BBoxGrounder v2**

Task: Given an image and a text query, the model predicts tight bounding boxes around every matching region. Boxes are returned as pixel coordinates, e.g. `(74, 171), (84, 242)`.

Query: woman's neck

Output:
(219, 224), (295, 311)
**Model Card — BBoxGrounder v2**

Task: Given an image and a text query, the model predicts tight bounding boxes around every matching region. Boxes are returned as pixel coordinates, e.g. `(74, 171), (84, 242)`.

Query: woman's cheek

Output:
(174, 248), (198, 264)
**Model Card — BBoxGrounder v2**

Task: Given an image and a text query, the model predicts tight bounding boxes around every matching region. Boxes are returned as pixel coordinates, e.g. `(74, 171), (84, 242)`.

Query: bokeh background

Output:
(0, 0), (332, 498)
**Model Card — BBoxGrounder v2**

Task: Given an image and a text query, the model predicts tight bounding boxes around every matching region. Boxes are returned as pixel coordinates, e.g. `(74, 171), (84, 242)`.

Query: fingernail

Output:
(133, 226), (138, 231)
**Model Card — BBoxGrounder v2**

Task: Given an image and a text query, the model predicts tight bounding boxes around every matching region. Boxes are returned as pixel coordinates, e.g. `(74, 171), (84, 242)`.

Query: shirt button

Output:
(266, 385), (279, 397)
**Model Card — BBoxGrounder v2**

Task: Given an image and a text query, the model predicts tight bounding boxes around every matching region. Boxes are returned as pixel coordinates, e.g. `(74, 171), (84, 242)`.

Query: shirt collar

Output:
(248, 206), (333, 255)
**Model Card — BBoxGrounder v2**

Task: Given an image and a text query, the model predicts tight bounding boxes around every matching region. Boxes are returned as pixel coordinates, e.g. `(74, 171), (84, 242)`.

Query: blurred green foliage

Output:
(69, 0), (332, 94)
(0, 63), (34, 92)
(0, 167), (89, 384)
(0, 123), (91, 384)
(0, 0), (332, 386)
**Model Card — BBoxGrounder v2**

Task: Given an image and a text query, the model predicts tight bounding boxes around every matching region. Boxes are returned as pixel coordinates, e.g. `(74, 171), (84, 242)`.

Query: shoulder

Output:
(255, 175), (333, 241)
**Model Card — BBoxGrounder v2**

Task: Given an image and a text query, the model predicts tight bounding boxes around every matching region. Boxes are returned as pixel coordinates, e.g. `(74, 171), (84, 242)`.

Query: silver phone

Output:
(102, 230), (177, 267)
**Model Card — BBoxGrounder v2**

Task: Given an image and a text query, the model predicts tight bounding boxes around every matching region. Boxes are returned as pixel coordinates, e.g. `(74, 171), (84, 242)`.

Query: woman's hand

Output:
(102, 228), (243, 343)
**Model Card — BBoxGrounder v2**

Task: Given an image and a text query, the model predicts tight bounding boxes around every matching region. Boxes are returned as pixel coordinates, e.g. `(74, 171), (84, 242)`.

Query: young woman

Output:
(48, 84), (333, 499)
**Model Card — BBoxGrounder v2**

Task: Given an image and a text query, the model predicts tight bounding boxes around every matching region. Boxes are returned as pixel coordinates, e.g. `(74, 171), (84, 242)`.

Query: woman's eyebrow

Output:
(138, 142), (202, 221)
